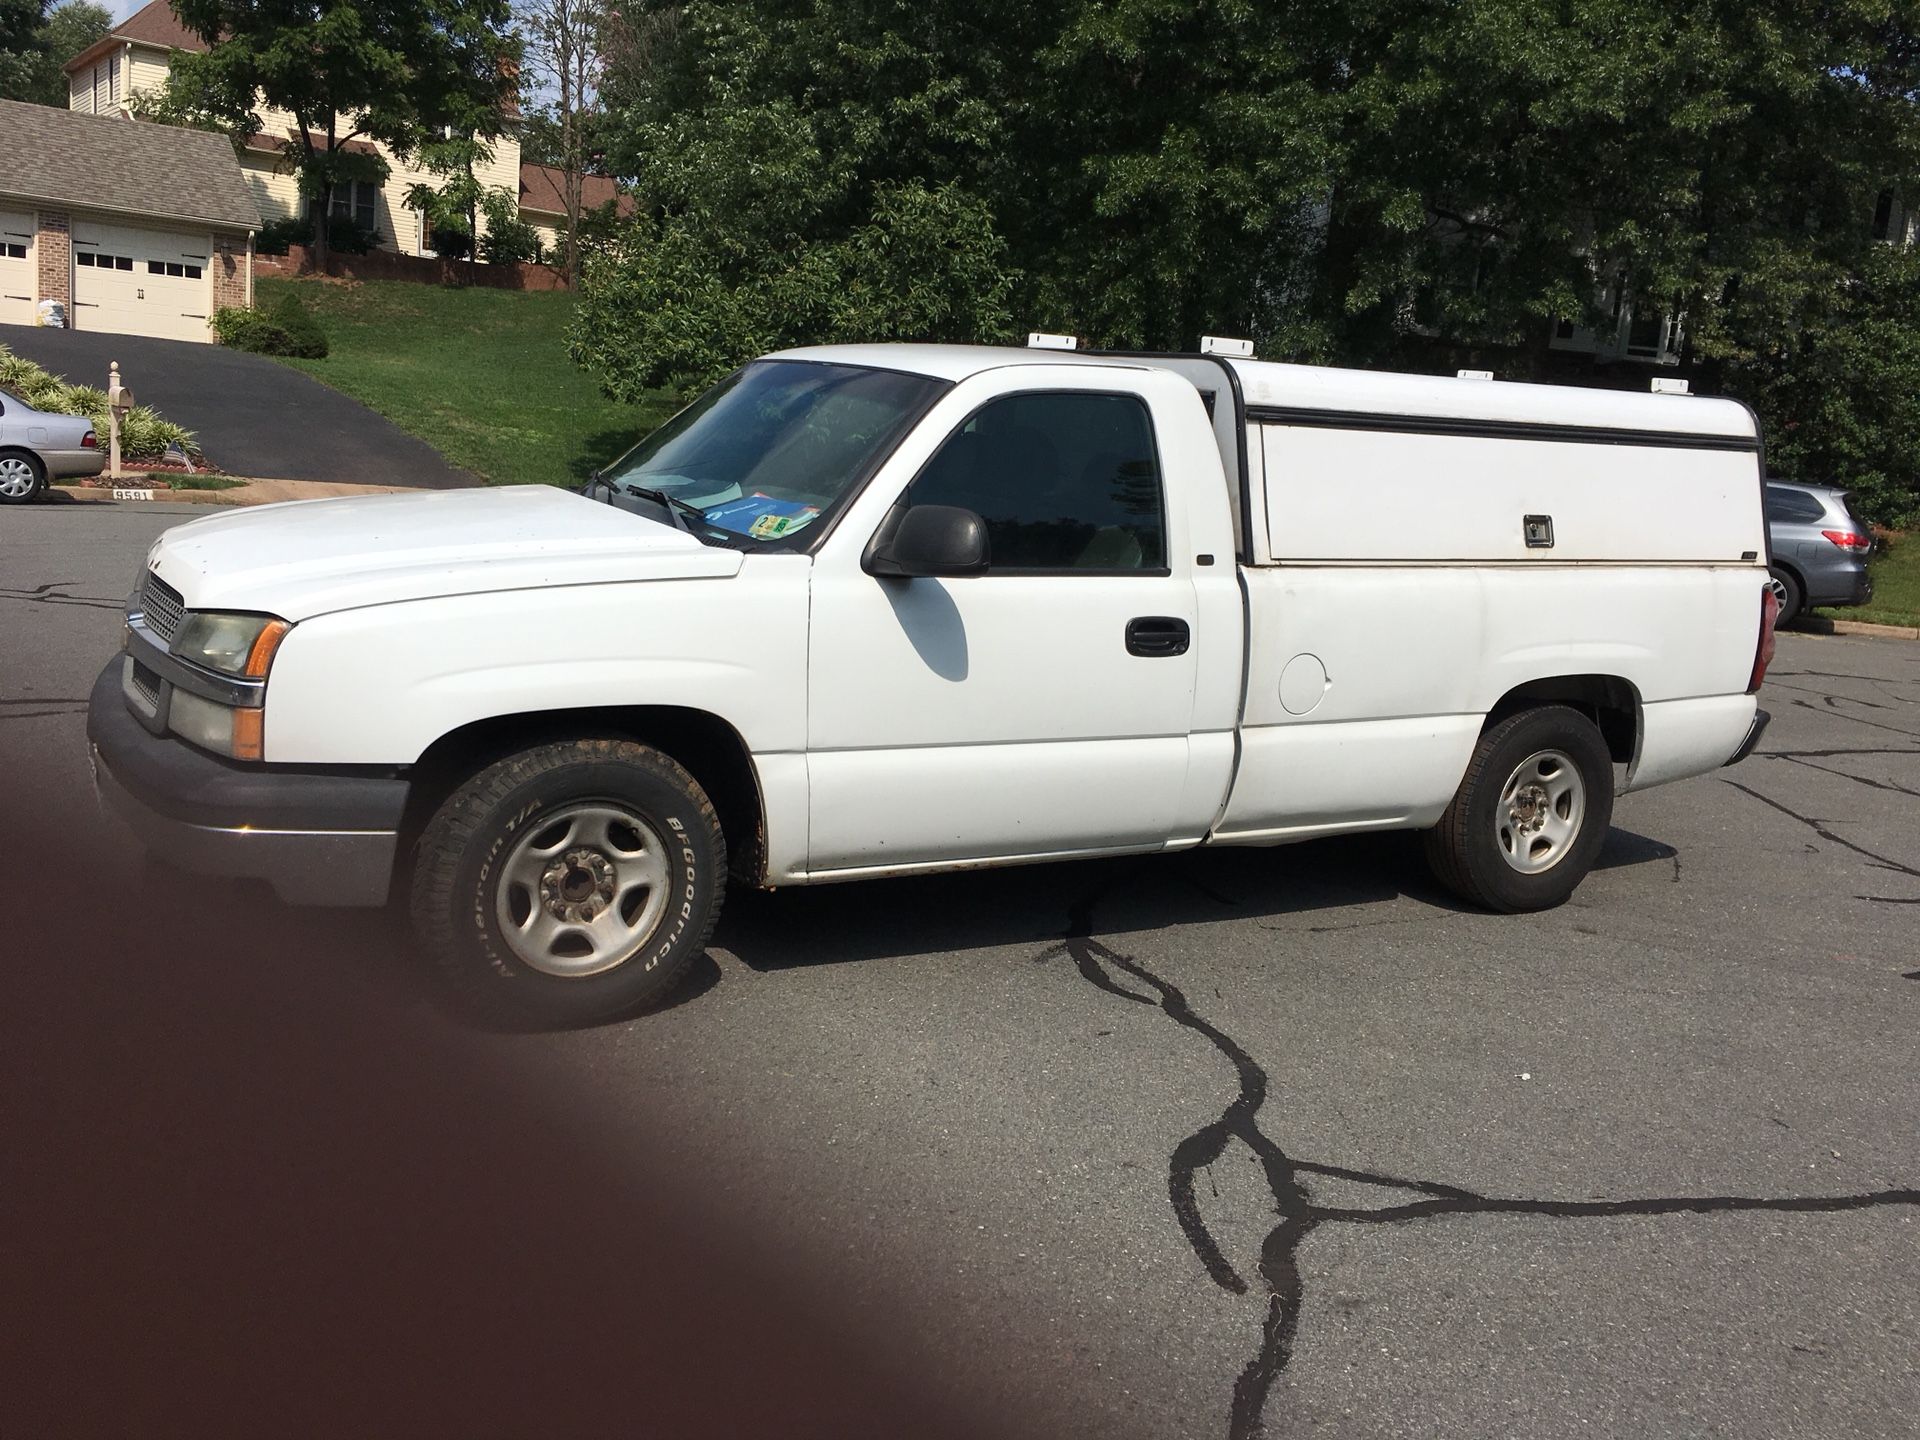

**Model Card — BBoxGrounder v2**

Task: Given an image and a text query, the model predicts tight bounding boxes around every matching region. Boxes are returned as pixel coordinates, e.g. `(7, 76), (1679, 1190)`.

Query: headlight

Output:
(168, 687), (263, 760)
(171, 612), (291, 678)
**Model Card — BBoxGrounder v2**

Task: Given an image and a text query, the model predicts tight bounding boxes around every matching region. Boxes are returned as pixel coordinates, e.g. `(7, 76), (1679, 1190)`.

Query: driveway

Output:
(0, 322), (474, 487)
(4, 504), (1916, 1440)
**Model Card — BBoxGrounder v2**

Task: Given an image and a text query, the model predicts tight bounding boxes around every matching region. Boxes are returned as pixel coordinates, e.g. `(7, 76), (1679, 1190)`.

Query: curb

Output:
(1796, 615), (1920, 641)
(1828, 619), (1920, 641)
(51, 477), (458, 507)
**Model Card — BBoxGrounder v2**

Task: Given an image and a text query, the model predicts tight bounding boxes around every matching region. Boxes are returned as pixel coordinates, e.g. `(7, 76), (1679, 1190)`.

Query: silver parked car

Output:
(0, 385), (105, 504)
(1764, 480), (1873, 626)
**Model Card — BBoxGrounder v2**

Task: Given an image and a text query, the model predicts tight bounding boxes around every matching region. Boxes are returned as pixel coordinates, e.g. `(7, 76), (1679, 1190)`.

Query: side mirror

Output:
(868, 504), (989, 578)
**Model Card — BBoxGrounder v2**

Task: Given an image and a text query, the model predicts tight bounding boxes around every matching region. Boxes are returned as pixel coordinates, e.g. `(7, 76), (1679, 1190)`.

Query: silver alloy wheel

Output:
(0, 456), (37, 499)
(1495, 748), (1586, 875)
(1767, 574), (1791, 614)
(493, 802), (673, 978)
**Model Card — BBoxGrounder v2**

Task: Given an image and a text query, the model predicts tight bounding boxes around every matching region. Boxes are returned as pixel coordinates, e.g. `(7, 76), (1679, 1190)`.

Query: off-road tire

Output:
(1423, 705), (1615, 913)
(1767, 565), (1803, 629)
(410, 739), (725, 1027)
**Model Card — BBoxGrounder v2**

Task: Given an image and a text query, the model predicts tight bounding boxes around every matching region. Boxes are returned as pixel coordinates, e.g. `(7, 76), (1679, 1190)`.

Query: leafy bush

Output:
(326, 217), (381, 255)
(267, 293), (329, 358)
(255, 217), (308, 256)
(573, 180), (1015, 396)
(0, 343), (201, 459)
(478, 188), (545, 266)
(213, 306), (295, 354)
(251, 215), (380, 258)
(1734, 245), (1920, 529)
(212, 301), (327, 360)
(430, 224), (475, 261)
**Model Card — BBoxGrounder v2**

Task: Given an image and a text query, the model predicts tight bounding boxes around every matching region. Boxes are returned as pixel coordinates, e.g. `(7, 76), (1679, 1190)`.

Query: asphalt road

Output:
(4, 501), (1916, 1440)
(0, 322), (474, 487)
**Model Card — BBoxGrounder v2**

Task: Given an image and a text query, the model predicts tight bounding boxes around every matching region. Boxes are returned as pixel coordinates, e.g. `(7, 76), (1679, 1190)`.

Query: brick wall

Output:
(212, 236), (249, 312)
(254, 244), (570, 292)
(35, 211), (70, 306)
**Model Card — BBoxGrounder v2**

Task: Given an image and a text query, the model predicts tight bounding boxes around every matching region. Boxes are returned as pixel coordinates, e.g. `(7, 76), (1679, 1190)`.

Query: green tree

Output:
(1, 0), (110, 105)
(0, 0), (45, 98)
(579, 0), (1920, 521)
(404, 133), (492, 273)
(516, 0), (610, 285)
(151, 0), (519, 269)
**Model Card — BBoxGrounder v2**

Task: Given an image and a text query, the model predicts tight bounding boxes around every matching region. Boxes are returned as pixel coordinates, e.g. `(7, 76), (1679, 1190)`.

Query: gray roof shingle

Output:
(0, 100), (262, 233)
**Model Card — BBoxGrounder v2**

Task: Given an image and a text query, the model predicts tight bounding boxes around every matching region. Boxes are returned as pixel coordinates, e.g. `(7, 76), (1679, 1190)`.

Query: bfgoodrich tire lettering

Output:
(411, 738), (725, 1026)
(1423, 704), (1615, 913)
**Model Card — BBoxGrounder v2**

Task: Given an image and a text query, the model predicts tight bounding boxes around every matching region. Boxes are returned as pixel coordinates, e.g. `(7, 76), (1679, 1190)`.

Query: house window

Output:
(1, 243), (24, 260)
(76, 252), (135, 270)
(146, 260), (204, 279)
(326, 180), (379, 233)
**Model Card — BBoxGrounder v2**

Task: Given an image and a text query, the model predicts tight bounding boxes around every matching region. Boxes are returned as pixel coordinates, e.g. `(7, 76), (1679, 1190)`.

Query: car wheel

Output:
(1423, 704), (1616, 913)
(1767, 566), (1802, 628)
(0, 450), (45, 504)
(410, 738), (726, 1027)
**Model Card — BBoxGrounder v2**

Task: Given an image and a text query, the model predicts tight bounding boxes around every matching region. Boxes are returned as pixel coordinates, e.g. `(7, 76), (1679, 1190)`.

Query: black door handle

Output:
(1126, 616), (1190, 657)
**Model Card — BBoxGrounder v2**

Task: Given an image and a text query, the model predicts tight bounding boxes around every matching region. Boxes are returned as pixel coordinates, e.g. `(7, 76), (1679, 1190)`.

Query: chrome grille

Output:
(141, 572), (185, 644)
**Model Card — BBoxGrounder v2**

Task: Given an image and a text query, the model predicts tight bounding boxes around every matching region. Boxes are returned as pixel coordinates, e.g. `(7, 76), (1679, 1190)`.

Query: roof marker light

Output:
(1201, 336), (1256, 358)
(1026, 332), (1078, 351)
(1651, 377), (1690, 395)
(1456, 369), (1494, 381)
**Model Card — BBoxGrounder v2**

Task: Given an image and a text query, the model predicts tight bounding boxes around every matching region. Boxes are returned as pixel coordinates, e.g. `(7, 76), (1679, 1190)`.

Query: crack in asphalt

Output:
(1776, 754), (1920, 798)
(0, 581), (123, 612)
(1757, 747), (1920, 759)
(1765, 679), (1900, 711)
(1783, 696), (1920, 740)
(0, 697), (90, 723)
(1721, 779), (1920, 883)
(1041, 881), (1920, 1439)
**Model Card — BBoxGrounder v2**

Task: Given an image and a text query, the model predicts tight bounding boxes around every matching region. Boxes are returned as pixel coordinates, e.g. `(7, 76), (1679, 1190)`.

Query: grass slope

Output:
(1815, 532), (1920, 629)
(257, 277), (674, 487)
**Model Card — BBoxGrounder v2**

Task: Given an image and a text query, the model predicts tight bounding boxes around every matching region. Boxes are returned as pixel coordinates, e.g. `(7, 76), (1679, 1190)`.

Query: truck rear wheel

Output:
(1423, 705), (1614, 913)
(410, 738), (725, 1027)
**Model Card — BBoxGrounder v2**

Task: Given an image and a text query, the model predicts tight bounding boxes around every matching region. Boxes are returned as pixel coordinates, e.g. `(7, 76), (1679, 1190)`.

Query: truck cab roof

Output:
(767, 343), (1758, 444)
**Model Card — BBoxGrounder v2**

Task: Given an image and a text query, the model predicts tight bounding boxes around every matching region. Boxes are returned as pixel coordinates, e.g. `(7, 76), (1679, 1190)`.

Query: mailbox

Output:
(106, 361), (134, 479)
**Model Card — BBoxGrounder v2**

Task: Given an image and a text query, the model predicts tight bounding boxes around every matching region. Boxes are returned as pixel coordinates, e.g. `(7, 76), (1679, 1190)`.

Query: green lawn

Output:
(256, 277), (675, 487)
(1814, 531), (1920, 629)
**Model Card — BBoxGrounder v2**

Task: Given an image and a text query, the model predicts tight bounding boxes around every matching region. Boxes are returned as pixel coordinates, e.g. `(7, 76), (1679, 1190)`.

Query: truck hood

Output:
(147, 486), (744, 621)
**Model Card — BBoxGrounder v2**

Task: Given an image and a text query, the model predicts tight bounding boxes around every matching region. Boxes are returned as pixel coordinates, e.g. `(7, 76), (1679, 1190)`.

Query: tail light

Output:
(81, 430), (98, 449)
(1748, 585), (1778, 694)
(1822, 529), (1871, 552)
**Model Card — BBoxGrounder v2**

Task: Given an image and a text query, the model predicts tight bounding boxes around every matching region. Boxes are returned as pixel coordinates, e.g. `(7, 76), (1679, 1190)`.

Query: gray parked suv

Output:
(1764, 480), (1873, 626)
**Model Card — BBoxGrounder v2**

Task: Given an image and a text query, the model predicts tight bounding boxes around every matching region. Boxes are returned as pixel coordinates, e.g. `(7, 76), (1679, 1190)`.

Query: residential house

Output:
(60, 1), (618, 264)
(0, 96), (257, 342)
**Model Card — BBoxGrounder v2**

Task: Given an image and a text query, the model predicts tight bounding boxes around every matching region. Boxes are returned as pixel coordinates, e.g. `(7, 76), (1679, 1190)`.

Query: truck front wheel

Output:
(1423, 705), (1615, 913)
(410, 739), (725, 1026)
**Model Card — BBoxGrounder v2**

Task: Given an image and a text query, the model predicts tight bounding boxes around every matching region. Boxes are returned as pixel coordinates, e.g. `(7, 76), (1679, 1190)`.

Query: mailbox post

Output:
(106, 361), (133, 481)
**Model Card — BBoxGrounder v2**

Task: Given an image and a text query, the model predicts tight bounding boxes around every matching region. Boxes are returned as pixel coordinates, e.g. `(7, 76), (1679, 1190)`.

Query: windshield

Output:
(600, 360), (950, 546)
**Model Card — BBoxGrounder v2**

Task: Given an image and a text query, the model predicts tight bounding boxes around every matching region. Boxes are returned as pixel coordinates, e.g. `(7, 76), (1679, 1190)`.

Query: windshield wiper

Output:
(620, 482), (710, 535)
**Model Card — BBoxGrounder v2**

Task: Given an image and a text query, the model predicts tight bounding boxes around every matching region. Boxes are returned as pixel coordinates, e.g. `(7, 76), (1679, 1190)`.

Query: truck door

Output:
(804, 366), (1231, 874)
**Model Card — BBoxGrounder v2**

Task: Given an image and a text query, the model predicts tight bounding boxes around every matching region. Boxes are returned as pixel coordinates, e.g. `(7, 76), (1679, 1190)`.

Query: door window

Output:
(907, 392), (1166, 571)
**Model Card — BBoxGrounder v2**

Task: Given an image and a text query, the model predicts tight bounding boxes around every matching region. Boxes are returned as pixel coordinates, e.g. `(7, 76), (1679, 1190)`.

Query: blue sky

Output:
(106, 0), (146, 21)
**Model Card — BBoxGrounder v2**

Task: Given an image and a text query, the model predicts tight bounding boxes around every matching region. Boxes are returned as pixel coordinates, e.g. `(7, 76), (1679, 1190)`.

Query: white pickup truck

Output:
(89, 342), (1777, 1024)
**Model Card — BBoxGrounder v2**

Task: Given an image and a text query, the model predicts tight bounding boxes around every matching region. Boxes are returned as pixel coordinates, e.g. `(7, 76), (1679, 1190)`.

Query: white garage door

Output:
(0, 209), (34, 328)
(71, 220), (213, 343)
